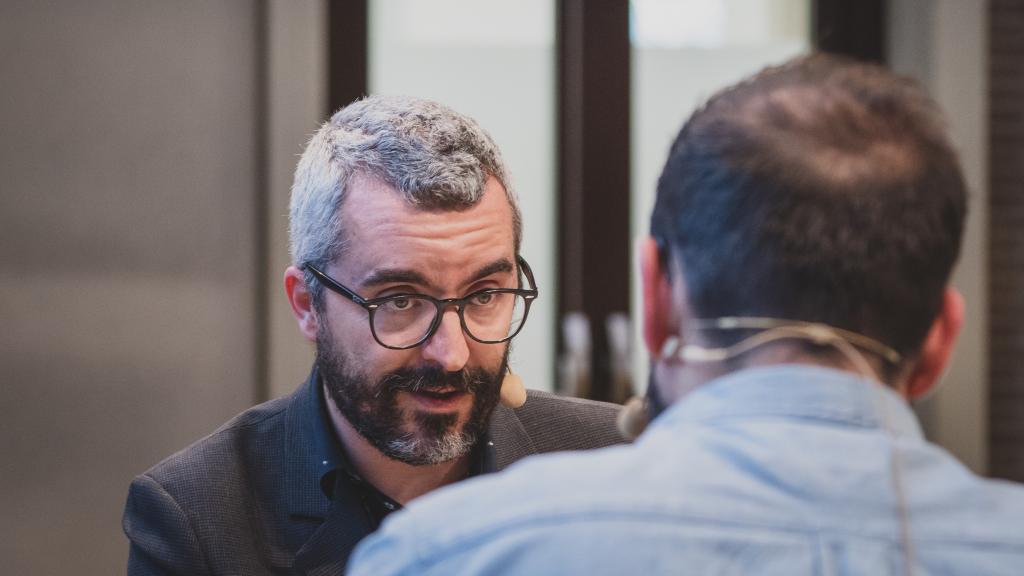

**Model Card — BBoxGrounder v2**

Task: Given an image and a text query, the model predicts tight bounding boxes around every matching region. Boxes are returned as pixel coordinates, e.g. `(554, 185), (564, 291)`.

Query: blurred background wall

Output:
(0, 2), (323, 573)
(1, 1), (1018, 574)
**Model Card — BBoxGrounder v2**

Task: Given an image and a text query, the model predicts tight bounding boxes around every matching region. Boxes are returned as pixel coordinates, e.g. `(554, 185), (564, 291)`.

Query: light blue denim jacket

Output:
(349, 365), (1024, 575)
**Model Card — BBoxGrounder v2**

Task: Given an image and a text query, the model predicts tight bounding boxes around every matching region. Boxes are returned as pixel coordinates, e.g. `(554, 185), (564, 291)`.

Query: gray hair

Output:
(289, 95), (521, 307)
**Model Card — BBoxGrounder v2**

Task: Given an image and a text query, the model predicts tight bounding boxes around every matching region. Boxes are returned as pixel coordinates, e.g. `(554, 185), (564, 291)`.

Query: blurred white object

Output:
(606, 312), (634, 403)
(559, 312), (592, 397)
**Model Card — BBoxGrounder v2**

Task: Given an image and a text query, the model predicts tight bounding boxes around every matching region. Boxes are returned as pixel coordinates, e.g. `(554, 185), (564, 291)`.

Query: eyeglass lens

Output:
(372, 292), (528, 348)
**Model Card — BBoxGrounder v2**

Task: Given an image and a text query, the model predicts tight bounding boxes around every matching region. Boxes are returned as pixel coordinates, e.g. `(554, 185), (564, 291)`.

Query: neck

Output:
(658, 345), (909, 405)
(741, 345), (906, 392)
(324, 384), (471, 504)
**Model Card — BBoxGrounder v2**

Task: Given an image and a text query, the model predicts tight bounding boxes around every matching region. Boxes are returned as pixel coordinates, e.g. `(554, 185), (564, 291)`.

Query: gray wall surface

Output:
(1, 1), (263, 573)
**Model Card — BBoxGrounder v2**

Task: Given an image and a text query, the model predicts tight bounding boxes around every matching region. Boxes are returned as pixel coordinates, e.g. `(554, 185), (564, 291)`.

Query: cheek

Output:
(348, 341), (418, 378)
(468, 342), (507, 371)
(321, 304), (376, 351)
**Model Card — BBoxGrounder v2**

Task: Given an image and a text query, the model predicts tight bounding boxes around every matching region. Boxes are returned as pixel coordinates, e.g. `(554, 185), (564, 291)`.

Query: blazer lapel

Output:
(290, 481), (373, 576)
(277, 367), (370, 574)
(488, 399), (539, 470)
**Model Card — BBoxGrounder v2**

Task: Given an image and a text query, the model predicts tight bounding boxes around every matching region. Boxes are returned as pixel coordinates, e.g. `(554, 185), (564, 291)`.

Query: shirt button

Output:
(383, 502), (396, 511)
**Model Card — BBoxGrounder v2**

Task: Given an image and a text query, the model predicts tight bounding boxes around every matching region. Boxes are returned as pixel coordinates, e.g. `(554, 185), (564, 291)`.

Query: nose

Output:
(419, 308), (471, 372)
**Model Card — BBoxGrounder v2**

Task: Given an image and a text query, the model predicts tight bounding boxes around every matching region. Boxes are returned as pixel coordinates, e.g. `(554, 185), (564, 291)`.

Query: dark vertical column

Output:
(558, 0), (631, 402)
(812, 0), (887, 63)
(989, 0), (1024, 482)
(327, 0), (368, 115)
(254, 0), (270, 401)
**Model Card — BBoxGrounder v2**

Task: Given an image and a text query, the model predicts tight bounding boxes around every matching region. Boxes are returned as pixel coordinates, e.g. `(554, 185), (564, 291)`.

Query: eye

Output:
(470, 292), (495, 306)
(385, 296), (415, 311)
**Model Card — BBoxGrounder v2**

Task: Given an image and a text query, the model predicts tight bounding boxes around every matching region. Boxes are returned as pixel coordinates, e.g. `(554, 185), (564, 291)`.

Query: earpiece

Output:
(656, 316), (914, 574)
(616, 396), (649, 441)
(499, 367), (527, 408)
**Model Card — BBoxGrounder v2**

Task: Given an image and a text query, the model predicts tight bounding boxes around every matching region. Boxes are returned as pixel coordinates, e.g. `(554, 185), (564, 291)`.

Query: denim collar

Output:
(651, 364), (923, 439)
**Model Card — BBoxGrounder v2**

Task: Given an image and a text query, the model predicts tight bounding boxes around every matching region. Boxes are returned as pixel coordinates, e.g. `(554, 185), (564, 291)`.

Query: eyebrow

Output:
(358, 257), (515, 291)
(359, 268), (431, 290)
(470, 258), (515, 282)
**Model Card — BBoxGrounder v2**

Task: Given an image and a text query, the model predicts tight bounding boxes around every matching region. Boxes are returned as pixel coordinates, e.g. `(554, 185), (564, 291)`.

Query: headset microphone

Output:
(619, 317), (916, 575)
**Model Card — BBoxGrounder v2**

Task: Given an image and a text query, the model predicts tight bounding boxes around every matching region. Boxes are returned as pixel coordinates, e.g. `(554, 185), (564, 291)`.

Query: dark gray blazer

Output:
(123, 368), (625, 575)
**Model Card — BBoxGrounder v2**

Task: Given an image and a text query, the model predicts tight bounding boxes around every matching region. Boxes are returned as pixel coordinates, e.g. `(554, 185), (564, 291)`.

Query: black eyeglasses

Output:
(304, 256), (539, 350)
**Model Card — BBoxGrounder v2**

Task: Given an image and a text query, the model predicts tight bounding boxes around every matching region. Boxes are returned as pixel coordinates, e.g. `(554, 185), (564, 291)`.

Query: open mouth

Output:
(407, 388), (468, 409)
(415, 388), (462, 400)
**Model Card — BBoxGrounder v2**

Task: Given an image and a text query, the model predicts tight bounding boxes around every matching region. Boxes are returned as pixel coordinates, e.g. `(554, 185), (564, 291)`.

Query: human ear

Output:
(284, 266), (318, 342)
(640, 236), (675, 358)
(904, 288), (964, 399)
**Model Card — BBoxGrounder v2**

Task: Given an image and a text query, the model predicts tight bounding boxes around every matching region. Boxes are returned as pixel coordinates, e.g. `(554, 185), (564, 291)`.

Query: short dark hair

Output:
(650, 53), (967, 357)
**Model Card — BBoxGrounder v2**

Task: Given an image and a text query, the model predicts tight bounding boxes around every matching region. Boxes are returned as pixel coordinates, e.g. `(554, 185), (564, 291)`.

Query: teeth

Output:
(420, 390), (458, 399)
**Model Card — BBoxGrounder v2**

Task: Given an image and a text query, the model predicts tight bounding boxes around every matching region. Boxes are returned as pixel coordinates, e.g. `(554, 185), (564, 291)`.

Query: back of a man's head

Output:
(651, 53), (967, 358)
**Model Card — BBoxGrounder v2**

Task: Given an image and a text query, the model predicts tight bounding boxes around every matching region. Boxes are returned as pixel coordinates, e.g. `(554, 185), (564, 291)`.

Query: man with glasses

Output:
(122, 96), (624, 576)
(348, 55), (1024, 575)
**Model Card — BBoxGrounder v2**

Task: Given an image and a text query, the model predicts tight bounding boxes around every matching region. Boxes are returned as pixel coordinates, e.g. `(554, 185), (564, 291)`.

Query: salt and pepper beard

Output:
(316, 319), (506, 466)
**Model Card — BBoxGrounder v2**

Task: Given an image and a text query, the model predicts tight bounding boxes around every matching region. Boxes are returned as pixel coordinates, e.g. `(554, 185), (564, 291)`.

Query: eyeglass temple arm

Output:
(517, 255), (539, 296)
(303, 264), (369, 306)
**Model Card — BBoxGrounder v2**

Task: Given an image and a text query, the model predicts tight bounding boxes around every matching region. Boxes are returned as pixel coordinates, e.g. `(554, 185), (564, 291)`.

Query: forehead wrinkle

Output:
(338, 176), (516, 294)
(348, 197), (512, 250)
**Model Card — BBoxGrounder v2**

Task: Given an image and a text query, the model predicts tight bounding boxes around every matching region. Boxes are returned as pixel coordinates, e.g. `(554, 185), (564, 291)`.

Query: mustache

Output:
(374, 366), (491, 398)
